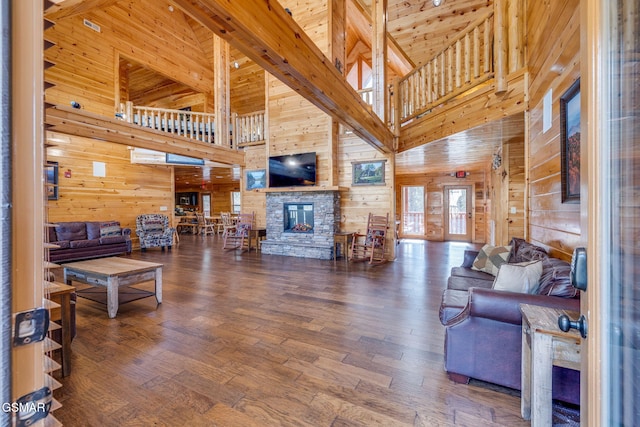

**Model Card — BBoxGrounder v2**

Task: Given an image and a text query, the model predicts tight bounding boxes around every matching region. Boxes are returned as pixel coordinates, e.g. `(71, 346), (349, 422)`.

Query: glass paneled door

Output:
(444, 186), (472, 241)
(584, 0), (640, 424)
(401, 186), (424, 236)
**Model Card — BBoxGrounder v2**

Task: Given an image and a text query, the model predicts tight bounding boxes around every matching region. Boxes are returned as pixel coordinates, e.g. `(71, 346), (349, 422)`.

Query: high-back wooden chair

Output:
(218, 212), (235, 236)
(349, 213), (389, 265)
(223, 212), (254, 250)
(200, 213), (216, 236)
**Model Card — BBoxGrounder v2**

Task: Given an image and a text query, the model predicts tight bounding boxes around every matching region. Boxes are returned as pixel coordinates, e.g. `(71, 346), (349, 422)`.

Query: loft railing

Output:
(357, 88), (373, 105)
(233, 110), (265, 146)
(118, 101), (265, 148)
(392, 10), (495, 128)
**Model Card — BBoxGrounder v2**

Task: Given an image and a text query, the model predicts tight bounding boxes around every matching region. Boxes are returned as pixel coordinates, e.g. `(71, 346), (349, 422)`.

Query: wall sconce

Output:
(70, 101), (81, 109)
(433, 0), (444, 6)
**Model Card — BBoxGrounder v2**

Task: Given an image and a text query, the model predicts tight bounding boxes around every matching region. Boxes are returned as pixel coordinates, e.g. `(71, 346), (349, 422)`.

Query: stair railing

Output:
(393, 10), (495, 128)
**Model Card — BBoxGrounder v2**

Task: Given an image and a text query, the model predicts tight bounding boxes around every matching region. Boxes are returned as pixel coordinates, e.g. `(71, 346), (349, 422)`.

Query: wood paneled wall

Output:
(243, 145), (267, 228)
(490, 136), (525, 245)
(46, 132), (174, 249)
(339, 134), (395, 242)
(526, 0), (581, 260)
(396, 171), (488, 243)
(230, 48), (266, 116)
(45, 0), (214, 117)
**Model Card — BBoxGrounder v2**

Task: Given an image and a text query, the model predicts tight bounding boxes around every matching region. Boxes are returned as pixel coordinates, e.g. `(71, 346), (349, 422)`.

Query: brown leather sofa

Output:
(48, 221), (132, 263)
(439, 238), (581, 405)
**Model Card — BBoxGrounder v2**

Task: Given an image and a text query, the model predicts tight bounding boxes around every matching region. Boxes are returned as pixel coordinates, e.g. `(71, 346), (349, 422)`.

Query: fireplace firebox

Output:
(284, 203), (314, 233)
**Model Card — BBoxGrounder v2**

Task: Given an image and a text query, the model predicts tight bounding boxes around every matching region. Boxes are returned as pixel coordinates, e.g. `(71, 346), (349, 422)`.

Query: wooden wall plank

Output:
(46, 132), (174, 249)
(526, 0), (581, 260)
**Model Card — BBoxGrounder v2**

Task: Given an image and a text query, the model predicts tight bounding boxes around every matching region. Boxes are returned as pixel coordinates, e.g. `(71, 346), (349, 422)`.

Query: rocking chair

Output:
(222, 212), (254, 251)
(349, 213), (389, 265)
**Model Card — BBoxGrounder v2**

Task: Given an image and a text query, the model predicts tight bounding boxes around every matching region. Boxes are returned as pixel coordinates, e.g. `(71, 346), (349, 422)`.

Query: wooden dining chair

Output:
(201, 213), (216, 236)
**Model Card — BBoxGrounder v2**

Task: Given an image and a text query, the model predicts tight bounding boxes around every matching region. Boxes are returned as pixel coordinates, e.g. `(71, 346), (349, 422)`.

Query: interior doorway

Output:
(201, 193), (211, 217)
(444, 186), (472, 242)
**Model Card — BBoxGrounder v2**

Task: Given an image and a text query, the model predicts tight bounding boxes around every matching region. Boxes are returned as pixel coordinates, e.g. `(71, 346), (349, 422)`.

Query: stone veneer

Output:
(260, 190), (340, 259)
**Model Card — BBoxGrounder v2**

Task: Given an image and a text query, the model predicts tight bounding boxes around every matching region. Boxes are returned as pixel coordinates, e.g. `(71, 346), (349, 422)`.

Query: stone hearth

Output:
(260, 190), (340, 259)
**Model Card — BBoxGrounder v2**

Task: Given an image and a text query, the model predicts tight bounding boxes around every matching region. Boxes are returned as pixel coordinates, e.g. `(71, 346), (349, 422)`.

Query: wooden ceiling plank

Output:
(172, 0), (394, 153)
(46, 105), (245, 166)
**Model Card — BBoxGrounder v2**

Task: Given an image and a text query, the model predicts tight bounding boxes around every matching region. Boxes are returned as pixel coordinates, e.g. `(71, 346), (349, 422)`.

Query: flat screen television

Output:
(268, 152), (316, 187)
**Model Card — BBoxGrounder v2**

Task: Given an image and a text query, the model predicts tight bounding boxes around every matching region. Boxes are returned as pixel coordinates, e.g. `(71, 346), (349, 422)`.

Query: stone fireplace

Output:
(261, 190), (340, 259)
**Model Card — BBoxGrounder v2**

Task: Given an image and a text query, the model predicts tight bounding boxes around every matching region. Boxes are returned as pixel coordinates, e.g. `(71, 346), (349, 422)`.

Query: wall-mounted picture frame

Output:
(560, 78), (581, 203)
(245, 169), (267, 190)
(352, 160), (386, 186)
(45, 161), (59, 200)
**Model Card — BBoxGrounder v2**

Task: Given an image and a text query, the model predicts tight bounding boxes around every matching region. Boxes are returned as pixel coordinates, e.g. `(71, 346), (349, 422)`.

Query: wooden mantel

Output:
(172, 0), (395, 154)
(256, 186), (348, 193)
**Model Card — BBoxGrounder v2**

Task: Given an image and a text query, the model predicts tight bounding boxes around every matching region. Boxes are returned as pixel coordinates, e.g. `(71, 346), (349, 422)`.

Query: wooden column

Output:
(507, 0), (525, 72)
(494, 0), (508, 93)
(328, 0), (346, 187)
(372, 0), (387, 122)
(12, 0), (45, 400)
(213, 36), (230, 148)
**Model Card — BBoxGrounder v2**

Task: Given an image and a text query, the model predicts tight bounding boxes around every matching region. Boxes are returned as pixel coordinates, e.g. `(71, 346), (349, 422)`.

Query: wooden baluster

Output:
(464, 33), (471, 84)
(484, 17), (491, 73)
(447, 47), (453, 94)
(455, 40), (462, 89)
(426, 62), (432, 104)
(474, 26), (480, 79)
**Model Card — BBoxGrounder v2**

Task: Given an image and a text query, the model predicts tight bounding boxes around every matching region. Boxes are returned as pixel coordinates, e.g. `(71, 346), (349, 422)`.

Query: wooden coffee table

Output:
(63, 257), (163, 318)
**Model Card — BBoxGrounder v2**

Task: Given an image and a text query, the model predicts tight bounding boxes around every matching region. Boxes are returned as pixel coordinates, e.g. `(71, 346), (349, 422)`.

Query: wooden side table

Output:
(520, 303), (581, 426)
(333, 232), (354, 261)
(248, 228), (267, 252)
(47, 282), (75, 377)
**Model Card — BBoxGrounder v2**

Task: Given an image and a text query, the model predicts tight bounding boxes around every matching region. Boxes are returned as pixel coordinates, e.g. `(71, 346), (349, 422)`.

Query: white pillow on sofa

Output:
(492, 260), (543, 293)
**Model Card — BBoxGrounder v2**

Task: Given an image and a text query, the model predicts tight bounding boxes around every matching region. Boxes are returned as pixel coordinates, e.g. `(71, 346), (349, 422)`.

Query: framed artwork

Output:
(352, 160), (386, 186)
(560, 79), (581, 203)
(45, 161), (59, 200)
(245, 169), (267, 190)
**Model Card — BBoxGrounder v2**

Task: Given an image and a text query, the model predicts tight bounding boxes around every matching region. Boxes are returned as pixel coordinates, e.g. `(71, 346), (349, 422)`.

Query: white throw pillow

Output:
(492, 260), (543, 293)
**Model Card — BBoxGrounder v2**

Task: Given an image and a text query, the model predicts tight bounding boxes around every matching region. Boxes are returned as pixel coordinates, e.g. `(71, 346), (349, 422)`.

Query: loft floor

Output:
(52, 236), (572, 426)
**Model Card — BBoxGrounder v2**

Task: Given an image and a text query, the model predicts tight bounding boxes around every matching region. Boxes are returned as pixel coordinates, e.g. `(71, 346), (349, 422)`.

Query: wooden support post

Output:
(494, 0), (508, 93)
(372, 0), (387, 123)
(213, 36), (230, 148)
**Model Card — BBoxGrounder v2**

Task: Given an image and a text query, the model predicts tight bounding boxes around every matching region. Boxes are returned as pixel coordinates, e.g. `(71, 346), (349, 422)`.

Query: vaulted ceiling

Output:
(48, 0), (512, 183)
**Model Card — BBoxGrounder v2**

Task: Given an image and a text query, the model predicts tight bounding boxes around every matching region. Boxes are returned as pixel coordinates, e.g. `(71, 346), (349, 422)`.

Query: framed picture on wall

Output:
(245, 169), (267, 190)
(560, 79), (581, 203)
(352, 160), (386, 186)
(45, 161), (59, 200)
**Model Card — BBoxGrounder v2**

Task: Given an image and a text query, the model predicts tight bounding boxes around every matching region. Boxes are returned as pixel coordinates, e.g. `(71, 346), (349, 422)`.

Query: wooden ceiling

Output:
(48, 0), (510, 181)
(396, 113), (524, 175)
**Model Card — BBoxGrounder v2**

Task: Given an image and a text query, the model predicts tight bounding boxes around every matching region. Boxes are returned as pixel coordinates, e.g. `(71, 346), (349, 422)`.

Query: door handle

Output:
(558, 314), (588, 338)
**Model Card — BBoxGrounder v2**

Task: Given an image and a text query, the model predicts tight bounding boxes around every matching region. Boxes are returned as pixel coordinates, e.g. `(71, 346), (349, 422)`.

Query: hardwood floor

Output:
(53, 236), (531, 426)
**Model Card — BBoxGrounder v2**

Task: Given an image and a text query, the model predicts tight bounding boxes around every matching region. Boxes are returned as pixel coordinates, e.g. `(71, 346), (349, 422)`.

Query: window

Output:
(231, 191), (241, 214)
(401, 186), (425, 235)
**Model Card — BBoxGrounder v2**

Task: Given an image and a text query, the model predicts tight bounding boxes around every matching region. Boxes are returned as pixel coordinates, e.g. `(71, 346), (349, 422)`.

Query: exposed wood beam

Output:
(45, 0), (121, 20)
(347, 0), (414, 76)
(46, 105), (245, 166)
(171, 0), (395, 153)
